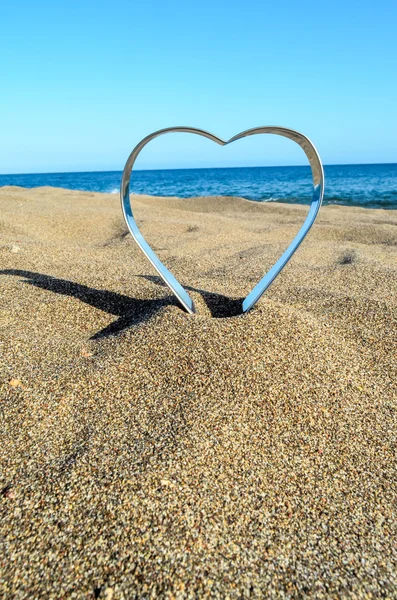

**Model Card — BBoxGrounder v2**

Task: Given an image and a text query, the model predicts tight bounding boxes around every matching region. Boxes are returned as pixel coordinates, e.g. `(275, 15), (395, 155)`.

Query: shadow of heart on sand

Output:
(1, 270), (243, 339)
(0, 269), (179, 339)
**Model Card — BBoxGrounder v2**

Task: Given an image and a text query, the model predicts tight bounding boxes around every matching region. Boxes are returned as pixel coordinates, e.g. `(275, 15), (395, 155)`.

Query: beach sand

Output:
(1, 186), (396, 598)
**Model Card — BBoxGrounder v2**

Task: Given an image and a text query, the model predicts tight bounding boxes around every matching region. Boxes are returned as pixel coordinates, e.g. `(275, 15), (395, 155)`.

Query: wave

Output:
(1, 164), (396, 209)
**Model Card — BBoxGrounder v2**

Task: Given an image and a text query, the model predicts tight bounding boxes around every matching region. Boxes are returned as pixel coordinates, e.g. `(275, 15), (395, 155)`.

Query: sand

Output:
(0, 185), (396, 598)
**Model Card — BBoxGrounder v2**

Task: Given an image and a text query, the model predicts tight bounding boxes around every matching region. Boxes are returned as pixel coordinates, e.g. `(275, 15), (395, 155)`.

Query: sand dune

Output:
(1, 186), (396, 598)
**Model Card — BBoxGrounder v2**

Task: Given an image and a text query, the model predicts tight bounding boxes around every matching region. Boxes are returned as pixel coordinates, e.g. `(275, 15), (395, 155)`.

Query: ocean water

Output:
(1, 163), (396, 209)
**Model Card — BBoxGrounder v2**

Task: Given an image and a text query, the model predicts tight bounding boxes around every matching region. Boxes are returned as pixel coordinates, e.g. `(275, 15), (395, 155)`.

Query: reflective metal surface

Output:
(121, 126), (324, 314)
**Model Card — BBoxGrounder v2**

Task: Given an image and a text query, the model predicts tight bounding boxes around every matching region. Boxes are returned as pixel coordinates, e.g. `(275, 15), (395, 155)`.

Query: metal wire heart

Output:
(120, 126), (324, 314)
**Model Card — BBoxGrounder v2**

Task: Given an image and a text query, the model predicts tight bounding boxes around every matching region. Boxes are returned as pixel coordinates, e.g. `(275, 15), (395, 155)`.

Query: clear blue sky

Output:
(1, 0), (396, 173)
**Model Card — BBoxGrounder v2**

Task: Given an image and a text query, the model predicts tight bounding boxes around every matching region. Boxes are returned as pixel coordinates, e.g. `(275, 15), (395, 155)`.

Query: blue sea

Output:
(1, 163), (396, 209)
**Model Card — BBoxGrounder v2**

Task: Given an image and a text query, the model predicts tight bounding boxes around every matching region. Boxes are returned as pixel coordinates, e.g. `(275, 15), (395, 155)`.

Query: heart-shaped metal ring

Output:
(120, 126), (324, 314)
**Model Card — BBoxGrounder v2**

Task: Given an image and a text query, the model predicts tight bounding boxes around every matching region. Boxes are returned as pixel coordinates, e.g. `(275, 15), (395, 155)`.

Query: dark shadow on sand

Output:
(140, 275), (244, 318)
(0, 269), (180, 339)
(1, 270), (244, 339)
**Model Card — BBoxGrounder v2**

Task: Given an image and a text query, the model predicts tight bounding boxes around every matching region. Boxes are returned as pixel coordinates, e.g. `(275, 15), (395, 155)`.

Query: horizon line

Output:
(1, 161), (396, 177)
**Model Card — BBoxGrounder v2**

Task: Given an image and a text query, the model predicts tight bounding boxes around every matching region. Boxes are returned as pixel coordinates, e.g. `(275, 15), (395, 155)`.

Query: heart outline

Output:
(120, 126), (324, 314)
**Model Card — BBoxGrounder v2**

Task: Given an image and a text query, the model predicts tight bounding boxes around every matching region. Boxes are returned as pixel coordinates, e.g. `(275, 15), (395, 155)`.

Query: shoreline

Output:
(1, 184), (396, 210)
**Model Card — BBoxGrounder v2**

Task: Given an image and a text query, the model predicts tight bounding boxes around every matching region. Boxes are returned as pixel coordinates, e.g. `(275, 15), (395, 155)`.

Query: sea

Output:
(1, 163), (396, 209)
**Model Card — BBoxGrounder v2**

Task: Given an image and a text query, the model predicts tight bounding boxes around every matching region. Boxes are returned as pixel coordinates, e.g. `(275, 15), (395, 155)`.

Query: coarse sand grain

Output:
(1, 186), (396, 598)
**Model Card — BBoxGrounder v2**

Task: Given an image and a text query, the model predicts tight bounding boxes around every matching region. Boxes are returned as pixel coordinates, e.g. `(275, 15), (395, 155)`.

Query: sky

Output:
(1, 0), (396, 173)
